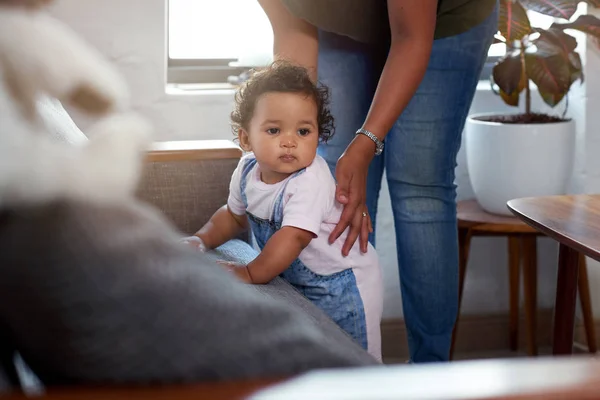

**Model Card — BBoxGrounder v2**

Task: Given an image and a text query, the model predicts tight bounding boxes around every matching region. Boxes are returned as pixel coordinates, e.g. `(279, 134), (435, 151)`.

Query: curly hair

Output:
(230, 60), (335, 143)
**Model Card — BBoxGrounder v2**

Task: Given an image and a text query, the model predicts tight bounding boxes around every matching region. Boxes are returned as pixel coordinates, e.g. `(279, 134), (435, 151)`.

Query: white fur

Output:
(0, 111), (152, 207)
(0, 8), (129, 115)
(0, 7), (153, 208)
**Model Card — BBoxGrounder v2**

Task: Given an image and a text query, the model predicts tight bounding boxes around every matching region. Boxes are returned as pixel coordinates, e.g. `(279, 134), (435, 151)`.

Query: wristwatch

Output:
(356, 128), (384, 156)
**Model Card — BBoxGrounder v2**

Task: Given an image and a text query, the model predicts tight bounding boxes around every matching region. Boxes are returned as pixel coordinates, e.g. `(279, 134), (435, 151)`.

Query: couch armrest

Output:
(136, 140), (242, 235)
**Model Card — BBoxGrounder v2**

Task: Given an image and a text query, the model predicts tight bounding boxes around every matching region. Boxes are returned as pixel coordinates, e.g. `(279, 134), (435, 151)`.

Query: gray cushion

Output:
(210, 240), (373, 356)
(0, 329), (17, 394)
(0, 200), (376, 387)
(0, 365), (12, 394)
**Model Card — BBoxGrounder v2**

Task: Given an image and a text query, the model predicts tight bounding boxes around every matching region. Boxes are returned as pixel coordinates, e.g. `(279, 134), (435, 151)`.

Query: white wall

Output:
(50, 0), (600, 320)
(50, 0), (234, 140)
(579, 7), (600, 318)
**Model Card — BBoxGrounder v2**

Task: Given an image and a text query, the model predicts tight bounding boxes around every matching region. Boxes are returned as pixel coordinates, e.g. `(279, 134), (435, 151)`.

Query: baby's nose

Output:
(281, 134), (297, 147)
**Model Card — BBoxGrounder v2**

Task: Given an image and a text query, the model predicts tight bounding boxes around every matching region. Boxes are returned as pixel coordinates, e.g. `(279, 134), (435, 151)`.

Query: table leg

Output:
(577, 254), (597, 353)
(450, 227), (472, 360)
(522, 236), (538, 356)
(508, 236), (521, 352)
(553, 244), (580, 355)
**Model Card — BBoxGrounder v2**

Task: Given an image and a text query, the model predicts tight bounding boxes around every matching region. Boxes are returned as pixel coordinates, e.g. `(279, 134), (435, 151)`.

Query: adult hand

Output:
(328, 135), (375, 256)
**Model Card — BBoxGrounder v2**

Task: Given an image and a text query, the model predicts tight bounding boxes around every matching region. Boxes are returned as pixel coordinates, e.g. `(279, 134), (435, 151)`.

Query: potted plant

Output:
(465, 0), (599, 215)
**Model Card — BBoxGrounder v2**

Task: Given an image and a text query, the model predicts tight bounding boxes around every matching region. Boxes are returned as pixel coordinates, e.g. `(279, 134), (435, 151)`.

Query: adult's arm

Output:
(257, 0), (439, 256)
(257, 0), (319, 81)
(330, 0), (438, 256)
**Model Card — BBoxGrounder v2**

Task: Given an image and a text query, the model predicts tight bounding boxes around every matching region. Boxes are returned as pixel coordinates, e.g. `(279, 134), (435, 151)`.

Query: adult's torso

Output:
(281, 0), (497, 44)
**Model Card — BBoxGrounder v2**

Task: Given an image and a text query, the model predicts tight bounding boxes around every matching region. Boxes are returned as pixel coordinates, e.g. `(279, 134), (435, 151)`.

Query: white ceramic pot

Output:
(465, 113), (575, 216)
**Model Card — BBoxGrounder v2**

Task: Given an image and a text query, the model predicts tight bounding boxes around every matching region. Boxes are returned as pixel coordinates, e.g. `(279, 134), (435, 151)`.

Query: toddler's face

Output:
(239, 92), (319, 184)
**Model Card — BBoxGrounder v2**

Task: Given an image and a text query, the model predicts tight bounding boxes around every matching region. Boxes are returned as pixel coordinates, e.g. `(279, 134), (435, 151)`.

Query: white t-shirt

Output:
(227, 153), (376, 275)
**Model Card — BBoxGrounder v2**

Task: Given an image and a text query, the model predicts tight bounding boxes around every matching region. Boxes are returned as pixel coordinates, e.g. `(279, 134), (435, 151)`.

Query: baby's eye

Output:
(266, 128), (280, 135)
(298, 128), (311, 136)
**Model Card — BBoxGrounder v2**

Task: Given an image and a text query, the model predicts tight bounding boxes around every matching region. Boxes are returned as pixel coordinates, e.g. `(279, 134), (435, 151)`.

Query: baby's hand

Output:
(179, 235), (207, 252)
(216, 260), (243, 269)
(217, 260), (252, 283)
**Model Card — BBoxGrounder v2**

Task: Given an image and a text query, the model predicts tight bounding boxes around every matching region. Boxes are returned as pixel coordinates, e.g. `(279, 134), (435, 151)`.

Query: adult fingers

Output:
(342, 208), (364, 256)
(360, 210), (370, 253)
(329, 201), (356, 244)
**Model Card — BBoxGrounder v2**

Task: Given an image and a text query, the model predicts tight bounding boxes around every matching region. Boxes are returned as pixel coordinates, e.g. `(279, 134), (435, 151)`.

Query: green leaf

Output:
(538, 88), (567, 106)
(492, 50), (525, 106)
(535, 27), (577, 54)
(500, 87), (522, 106)
(525, 50), (571, 107)
(499, 0), (533, 42)
(569, 52), (584, 84)
(490, 71), (521, 106)
(534, 27), (582, 75)
(558, 14), (600, 41)
(519, 0), (580, 20)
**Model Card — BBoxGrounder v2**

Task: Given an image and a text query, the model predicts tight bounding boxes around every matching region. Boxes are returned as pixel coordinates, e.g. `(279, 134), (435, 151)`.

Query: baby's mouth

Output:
(280, 154), (296, 162)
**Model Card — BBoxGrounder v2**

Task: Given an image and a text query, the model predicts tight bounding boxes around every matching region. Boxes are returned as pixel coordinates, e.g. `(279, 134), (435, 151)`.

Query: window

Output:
(167, 0), (273, 88)
(167, 3), (574, 87)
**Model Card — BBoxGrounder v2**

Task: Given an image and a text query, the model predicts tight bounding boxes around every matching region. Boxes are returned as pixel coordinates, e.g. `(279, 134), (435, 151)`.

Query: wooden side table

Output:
(449, 200), (596, 359)
(508, 195), (600, 355)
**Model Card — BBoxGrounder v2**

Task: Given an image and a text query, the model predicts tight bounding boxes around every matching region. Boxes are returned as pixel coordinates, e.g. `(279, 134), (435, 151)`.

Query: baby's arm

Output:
(193, 205), (248, 250)
(229, 226), (313, 284)
(187, 157), (249, 250)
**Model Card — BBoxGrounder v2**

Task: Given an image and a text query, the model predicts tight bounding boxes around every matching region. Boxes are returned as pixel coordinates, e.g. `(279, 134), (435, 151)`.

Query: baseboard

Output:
(381, 309), (581, 361)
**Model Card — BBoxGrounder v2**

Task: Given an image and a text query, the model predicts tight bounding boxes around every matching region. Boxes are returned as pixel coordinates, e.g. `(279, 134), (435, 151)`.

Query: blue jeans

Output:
(317, 6), (498, 363)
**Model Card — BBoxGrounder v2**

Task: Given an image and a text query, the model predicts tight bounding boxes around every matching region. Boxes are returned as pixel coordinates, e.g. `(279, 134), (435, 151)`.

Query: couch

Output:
(0, 98), (376, 394)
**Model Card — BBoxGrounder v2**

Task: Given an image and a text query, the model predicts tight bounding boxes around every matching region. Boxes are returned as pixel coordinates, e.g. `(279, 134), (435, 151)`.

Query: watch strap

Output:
(356, 128), (384, 156)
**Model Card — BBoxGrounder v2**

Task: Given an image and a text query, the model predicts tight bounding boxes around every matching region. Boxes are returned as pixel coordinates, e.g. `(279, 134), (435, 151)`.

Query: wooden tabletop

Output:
(507, 195), (600, 260)
(4, 357), (600, 400)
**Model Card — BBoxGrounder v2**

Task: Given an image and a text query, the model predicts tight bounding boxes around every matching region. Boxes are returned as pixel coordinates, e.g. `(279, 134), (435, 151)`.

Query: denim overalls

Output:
(240, 158), (369, 350)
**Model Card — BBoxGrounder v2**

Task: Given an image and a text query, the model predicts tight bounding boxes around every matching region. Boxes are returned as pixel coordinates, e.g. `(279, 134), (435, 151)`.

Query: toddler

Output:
(182, 61), (383, 361)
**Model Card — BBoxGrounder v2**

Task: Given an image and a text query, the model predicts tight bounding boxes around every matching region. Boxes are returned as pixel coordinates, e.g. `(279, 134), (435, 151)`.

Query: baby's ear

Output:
(238, 129), (252, 152)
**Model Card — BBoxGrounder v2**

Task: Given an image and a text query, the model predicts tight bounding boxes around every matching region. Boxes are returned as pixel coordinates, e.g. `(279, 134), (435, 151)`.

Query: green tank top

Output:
(281, 0), (497, 43)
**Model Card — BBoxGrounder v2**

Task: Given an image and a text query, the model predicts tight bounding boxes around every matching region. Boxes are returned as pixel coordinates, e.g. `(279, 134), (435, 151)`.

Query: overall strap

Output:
(239, 157), (258, 209)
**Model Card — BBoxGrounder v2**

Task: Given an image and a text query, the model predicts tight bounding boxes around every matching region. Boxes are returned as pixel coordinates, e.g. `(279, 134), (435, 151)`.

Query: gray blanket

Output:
(0, 200), (376, 389)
